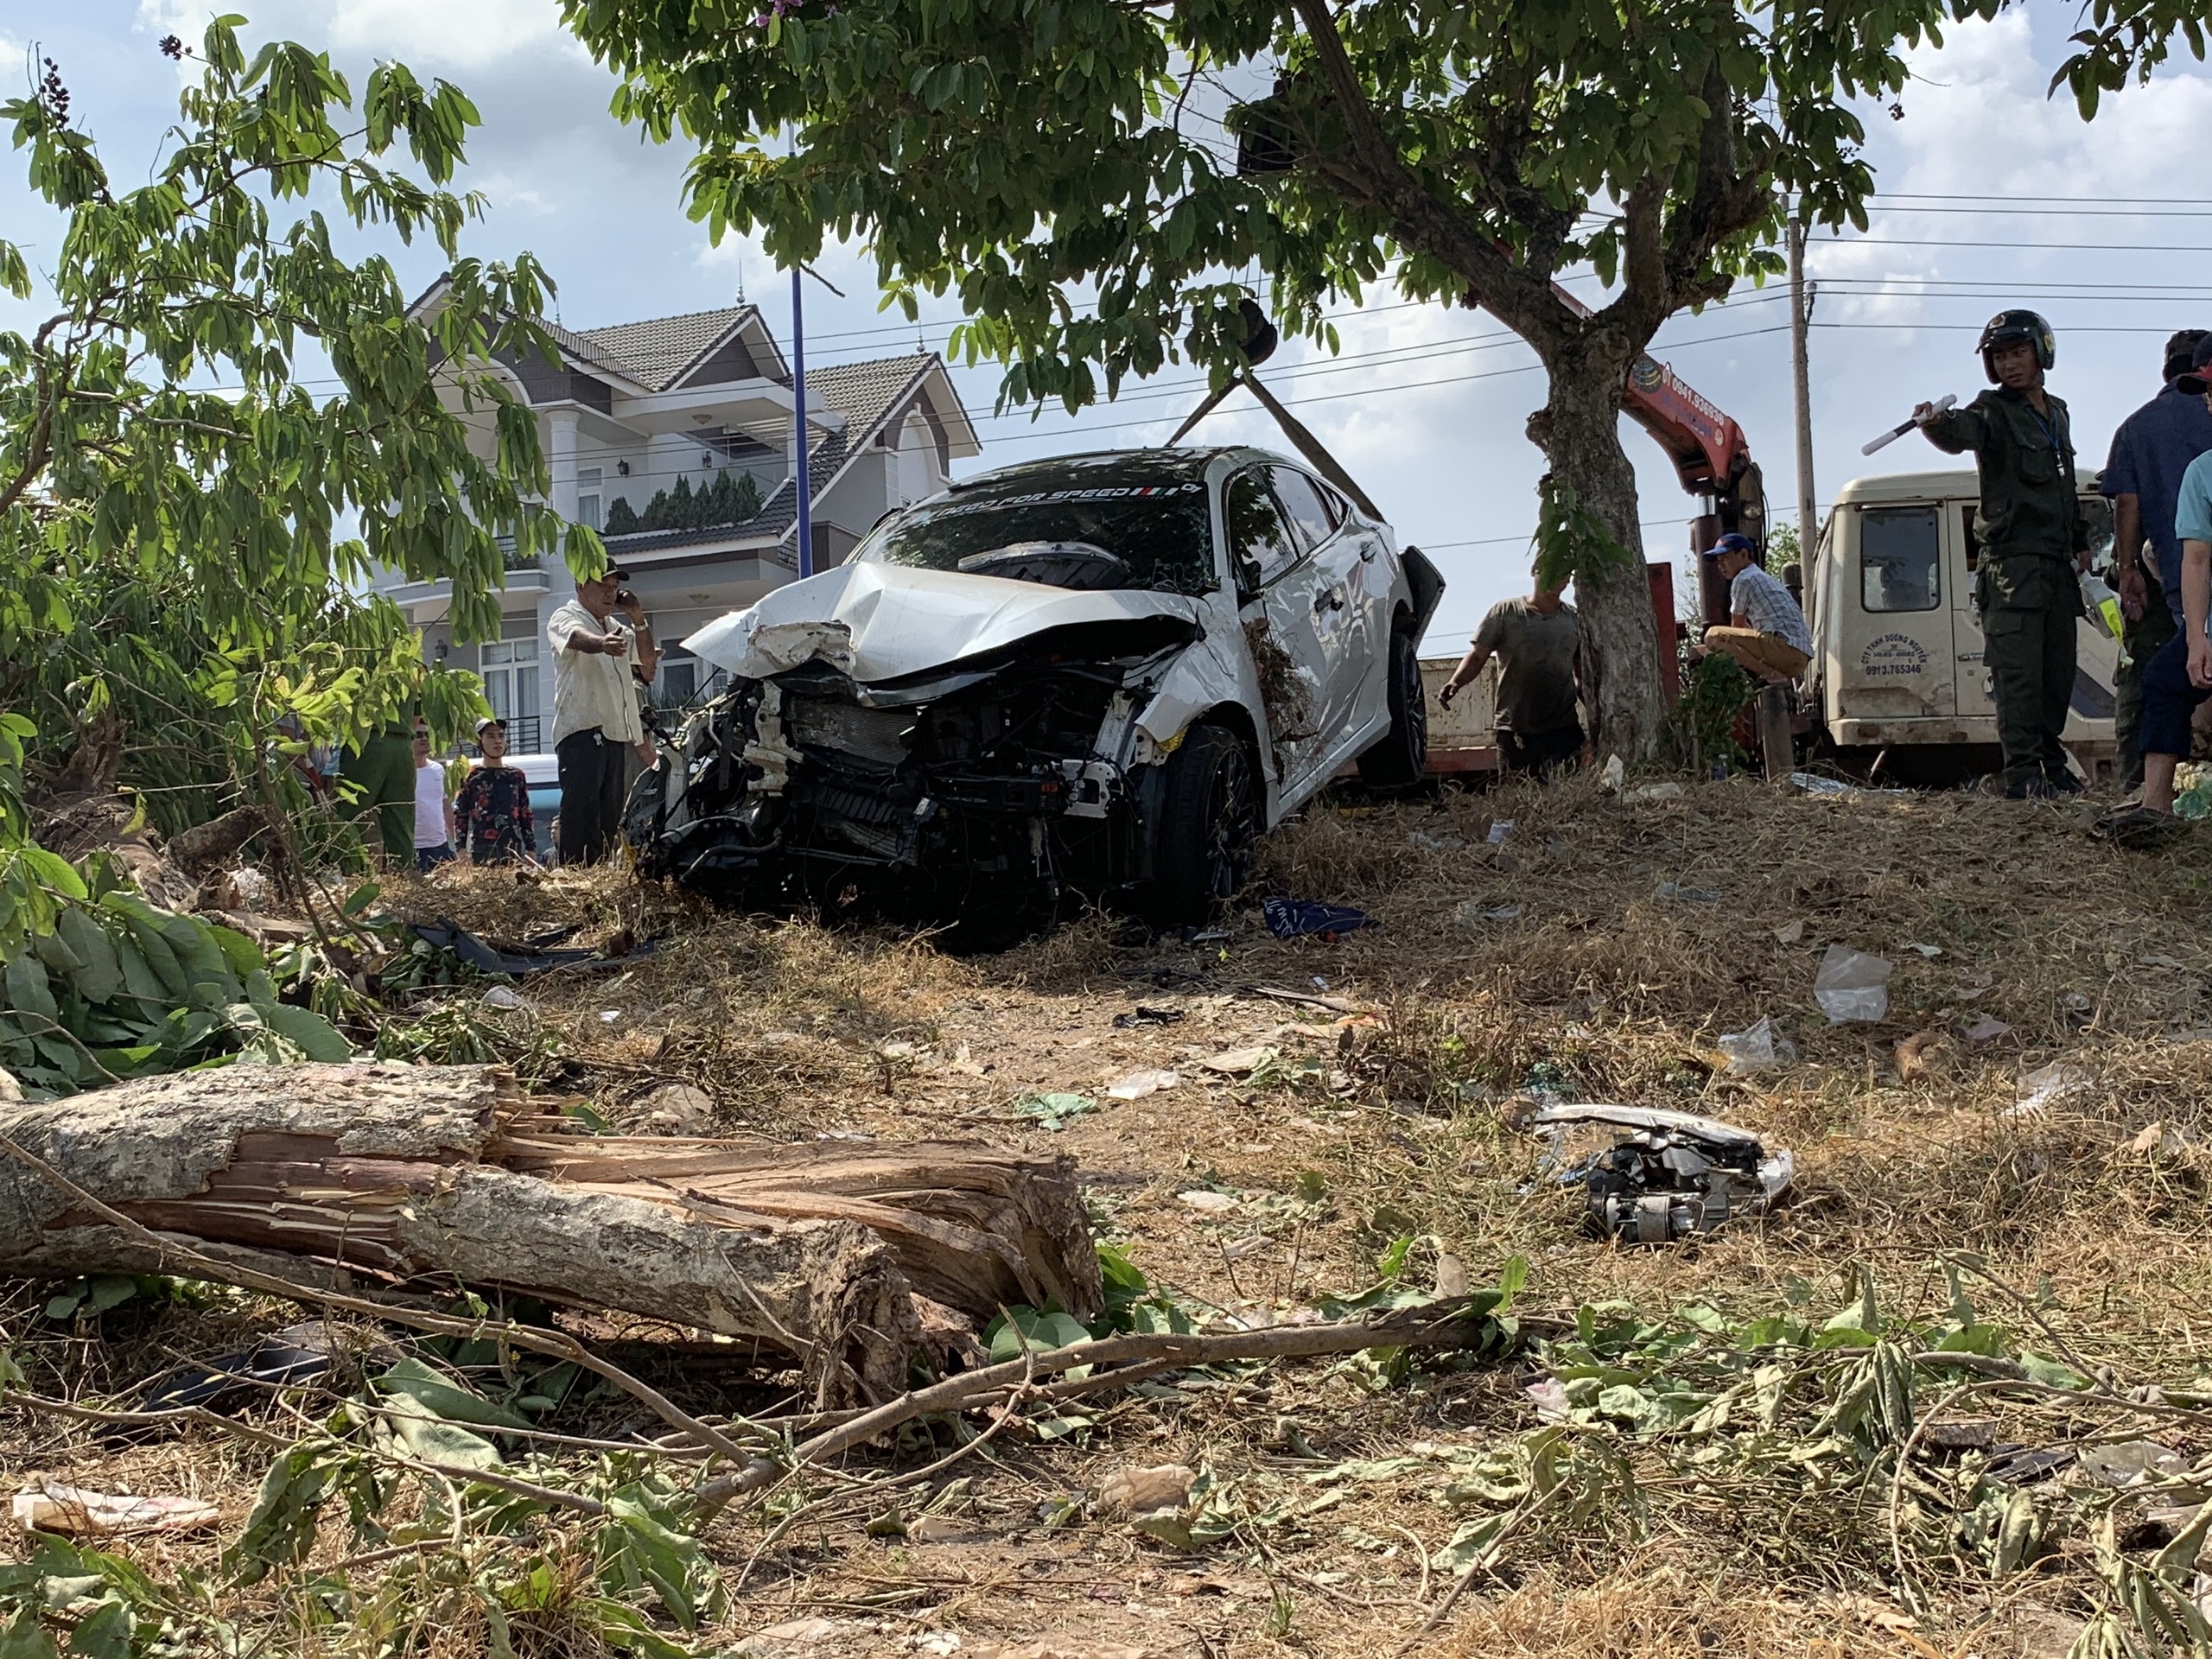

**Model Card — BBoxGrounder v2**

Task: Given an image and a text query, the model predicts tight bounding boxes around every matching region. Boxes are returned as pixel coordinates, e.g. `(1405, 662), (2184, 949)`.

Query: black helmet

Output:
(1977, 309), (2056, 381)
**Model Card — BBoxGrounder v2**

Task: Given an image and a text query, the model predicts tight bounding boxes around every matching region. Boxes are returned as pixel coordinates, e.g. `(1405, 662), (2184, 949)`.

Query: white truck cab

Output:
(1806, 467), (2119, 781)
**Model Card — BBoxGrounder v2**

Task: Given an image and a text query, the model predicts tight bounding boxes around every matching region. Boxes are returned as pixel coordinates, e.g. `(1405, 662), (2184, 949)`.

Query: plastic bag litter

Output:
(1716, 1015), (1800, 1074)
(1602, 754), (1625, 792)
(1106, 1070), (1181, 1101)
(1656, 881), (1721, 903)
(2010, 1061), (2092, 1117)
(1452, 899), (1523, 931)
(1485, 820), (1515, 845)
(1814, 945), (1893, 1024)
(1262, 897), (1372, 939)
(1623, 781), (1684, 804)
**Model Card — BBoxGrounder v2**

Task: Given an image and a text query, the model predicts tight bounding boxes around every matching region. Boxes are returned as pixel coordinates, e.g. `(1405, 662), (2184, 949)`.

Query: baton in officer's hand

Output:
(1861, 394), (1956, 456)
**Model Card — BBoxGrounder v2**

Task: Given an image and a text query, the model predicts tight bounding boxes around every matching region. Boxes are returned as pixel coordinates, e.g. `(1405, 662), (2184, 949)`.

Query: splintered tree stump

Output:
(0, 1064), (1100, 1409)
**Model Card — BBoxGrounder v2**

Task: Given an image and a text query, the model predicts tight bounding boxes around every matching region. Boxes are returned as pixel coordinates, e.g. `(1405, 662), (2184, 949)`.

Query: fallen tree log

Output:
(0, 1064), (1098, 1409)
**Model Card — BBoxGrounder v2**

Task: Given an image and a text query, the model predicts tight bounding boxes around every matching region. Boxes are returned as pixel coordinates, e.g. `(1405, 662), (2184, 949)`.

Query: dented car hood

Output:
(683, 560), (1206, 686)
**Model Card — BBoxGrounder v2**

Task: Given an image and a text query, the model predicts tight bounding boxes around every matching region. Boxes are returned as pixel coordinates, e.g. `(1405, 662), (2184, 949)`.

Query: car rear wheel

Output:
(1146, 723), (1259, 924)
(1356, 623), (1427, 788)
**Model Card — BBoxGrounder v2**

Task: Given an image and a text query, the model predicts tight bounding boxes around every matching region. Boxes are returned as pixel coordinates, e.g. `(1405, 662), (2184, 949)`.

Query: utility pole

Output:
(1788, 213), (1817, 561)
(791, 263), (813, 579)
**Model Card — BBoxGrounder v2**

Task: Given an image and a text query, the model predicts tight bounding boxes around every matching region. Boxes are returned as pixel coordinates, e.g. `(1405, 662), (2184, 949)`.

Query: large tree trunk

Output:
(1534, 346), (1666, 760)
(0, 1064), (1099, 1409)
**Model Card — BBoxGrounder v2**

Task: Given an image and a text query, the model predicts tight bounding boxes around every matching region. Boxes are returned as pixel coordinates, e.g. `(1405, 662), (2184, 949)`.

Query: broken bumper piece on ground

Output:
(1534, 1103), (1795, 1245)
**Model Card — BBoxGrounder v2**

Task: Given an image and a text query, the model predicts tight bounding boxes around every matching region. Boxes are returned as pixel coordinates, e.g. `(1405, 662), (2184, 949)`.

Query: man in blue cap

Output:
(1695, 533), (1812, 682)
(2102, 328), (2212, 791)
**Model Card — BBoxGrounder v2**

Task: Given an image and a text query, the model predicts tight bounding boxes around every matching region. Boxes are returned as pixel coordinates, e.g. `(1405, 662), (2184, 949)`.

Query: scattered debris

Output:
(1773, 918), (1805, 944)
(637, 1080), (715, 1134)
(2076, 1442), (2185, 1489)
(1714, 1015), (1798, 1075)
(1262, 898), (1373, 940)
(1654, 881), (1721, 903)
(1484, 819), (1514, 844)
(408, 918), (652, 978)
(1814, 945), (1893, 1024)
(1532, 1104), (1795, 1244)
(1111, 1006), (1184, 1028)
(138, 1321), (337, 1412)
(1895, 1027), (1949, 1084)
(1963, 1014), (2012, 1046)
(1790, 772), (1860, 796)
(2012, 1061), (2094, 1117)
(2127, 1121), (2208, 1164)
(1408, 830), (1465, 851)
(1452, 899), (1523, 931)
(12, 1484), (221, 1537)
(1176, 1190), (1238, 1212)
(1012, 1091), (1097, 1130)
(1106, 1070), (1181, 1102)
(1622, 782), (1684, 804)
(479, 983), (526, 1011)
(1097, 1464), (1195, 1519)
(1199, 1046), (1278, 1077)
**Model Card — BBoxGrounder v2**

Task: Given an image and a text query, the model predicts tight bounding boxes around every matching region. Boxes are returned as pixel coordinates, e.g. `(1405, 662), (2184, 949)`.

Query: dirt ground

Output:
(7, 772), (2212, 1657)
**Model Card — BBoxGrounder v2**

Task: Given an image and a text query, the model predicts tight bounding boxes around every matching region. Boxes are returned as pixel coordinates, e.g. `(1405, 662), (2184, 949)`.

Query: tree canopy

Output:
(563, 0), (1980, 750)
(0, 17), (582, 948)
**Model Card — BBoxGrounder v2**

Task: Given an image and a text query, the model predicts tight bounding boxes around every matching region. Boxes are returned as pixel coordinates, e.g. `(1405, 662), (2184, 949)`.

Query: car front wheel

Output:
(1145, 722), (1259, 924)
(1356, 623), (1427, 788)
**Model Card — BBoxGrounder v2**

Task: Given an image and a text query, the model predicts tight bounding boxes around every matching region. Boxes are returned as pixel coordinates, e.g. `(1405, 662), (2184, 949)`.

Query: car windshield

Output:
(855, 461), (1217, 596)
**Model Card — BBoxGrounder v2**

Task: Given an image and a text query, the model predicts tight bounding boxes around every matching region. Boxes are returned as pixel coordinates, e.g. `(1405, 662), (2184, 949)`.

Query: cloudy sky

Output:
(4, 3), (2209, 647)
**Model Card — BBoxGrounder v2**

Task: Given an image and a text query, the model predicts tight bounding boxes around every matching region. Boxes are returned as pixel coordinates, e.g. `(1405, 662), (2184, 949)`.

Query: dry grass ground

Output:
(6, 774), (2212, 1657)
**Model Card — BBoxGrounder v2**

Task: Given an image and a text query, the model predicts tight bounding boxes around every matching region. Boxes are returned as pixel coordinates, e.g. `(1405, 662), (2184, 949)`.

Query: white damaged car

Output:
(627, 447), (1442, 920)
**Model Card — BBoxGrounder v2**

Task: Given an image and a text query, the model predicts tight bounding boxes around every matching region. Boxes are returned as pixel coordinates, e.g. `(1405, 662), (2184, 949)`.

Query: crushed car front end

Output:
(629, 610), (1206, 908)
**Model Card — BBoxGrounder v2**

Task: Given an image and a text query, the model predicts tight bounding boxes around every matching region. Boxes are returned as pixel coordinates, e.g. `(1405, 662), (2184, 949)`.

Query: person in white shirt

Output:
(547, 568), (659, 865)
(410, 725), (457, 874)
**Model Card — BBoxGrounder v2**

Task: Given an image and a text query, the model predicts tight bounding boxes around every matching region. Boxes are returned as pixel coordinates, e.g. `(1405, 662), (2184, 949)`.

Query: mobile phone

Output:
(616, 588), (637, 607)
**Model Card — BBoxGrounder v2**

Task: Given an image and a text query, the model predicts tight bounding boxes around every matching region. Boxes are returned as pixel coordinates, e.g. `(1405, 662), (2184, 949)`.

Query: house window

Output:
(654, 646), (700, 709)
(576, 467), (602, 532)
(480, 626), (543, 752)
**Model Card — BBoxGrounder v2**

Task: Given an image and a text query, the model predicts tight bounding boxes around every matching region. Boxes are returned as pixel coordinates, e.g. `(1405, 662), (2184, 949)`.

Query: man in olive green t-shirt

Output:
(1440, 572), (1583, 776)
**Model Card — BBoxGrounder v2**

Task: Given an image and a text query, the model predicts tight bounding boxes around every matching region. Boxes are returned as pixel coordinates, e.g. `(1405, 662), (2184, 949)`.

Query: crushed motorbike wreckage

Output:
(1533, 1103), (1796, 1244)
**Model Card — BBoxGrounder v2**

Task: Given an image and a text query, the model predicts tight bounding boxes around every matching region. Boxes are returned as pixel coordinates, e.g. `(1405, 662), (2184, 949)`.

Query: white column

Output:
(546, 409), (581, 565)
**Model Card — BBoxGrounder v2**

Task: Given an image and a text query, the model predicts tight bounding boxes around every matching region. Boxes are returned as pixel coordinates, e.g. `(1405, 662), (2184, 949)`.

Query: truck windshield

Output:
(855, 466), (1216, 596)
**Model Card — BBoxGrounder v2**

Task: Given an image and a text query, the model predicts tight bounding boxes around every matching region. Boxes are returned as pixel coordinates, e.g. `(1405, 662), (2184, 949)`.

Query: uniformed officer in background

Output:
(1916, 311), (2092, 799)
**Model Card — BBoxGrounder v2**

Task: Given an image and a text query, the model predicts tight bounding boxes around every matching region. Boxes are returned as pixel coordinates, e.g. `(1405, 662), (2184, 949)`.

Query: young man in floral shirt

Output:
(454, 716), (538, 865)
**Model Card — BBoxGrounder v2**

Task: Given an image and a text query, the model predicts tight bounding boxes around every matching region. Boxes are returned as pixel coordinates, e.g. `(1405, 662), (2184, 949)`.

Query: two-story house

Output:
(376, 281), (980, 753)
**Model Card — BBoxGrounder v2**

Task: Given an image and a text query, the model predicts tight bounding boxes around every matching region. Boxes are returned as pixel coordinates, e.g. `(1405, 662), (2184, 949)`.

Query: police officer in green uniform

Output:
(1916, 311), (2091, 798)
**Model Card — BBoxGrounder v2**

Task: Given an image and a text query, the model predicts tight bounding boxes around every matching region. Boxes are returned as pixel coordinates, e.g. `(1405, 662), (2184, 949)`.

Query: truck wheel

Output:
(1146, 723), (1259, 924)
(1356, 624), (1427, 788)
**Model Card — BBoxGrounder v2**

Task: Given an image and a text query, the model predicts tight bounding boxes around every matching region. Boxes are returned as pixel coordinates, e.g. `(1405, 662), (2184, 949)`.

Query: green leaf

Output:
(228, 1444), (339, 1585)
(0, 1606), (60, 1659)
(375, 1357), (534, 1432)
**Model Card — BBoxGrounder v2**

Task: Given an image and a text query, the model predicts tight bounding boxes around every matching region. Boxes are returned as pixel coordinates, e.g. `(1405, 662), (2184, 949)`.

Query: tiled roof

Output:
(803, 353), (935, 442)
(568, 307), (760, 392)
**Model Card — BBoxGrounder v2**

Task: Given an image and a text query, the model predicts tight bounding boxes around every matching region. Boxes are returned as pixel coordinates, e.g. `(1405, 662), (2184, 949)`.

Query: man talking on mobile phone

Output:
(547, 568), (660, 865)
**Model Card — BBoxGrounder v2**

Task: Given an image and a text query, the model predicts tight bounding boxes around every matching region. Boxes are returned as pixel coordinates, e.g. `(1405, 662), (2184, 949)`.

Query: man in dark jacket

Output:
(1916, 310), (2091, 798)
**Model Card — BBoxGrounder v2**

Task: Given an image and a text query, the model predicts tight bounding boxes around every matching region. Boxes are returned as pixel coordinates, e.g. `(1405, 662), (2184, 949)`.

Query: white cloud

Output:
(137, 0), (580, 70)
